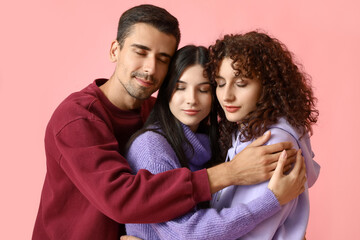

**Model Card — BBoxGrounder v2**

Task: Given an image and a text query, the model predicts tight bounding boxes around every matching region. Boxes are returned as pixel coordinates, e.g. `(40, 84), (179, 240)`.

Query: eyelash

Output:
(135, 51), (168, 64)
(135, 51), (146, 56)
(216, 82), (247, 88)
(175, 87), (210, 93)
(157, 58), (168, 64)
(236, 83), (247, 87)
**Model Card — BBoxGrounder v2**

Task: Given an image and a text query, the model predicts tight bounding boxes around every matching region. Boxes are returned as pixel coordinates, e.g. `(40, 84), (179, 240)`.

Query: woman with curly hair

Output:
(208, 31), (320, 239)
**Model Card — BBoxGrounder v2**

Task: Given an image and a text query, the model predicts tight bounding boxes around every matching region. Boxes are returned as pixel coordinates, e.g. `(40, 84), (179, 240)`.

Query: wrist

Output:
(207, 162), (233, 194)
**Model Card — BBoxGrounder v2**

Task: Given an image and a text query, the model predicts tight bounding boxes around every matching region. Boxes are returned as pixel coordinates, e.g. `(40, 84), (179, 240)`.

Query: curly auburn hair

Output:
(207, 31), (319, 155)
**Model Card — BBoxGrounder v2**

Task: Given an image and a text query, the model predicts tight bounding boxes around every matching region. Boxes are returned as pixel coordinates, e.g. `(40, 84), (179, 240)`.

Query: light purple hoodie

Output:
(211, 118), (320, 240)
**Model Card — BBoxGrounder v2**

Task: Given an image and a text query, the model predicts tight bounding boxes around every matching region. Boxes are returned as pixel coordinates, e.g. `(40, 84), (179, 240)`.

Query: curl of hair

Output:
(207, 31), (319, 154)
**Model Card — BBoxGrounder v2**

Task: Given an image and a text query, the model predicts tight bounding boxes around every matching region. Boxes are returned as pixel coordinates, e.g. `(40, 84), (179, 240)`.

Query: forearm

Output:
(152, 188), (281, 240)
(206, 162), (234, 194)
(208, 131), (298, 191)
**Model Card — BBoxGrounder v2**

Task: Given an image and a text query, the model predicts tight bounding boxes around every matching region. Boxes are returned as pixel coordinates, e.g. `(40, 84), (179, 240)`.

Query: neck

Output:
(100, 74), (143, 110)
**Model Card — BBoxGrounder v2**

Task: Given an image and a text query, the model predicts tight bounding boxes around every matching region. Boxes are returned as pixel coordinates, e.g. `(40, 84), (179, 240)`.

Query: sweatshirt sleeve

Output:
(53, 117), (211, 224)
(126, 131), (281, 240)
(151, 189), (280, 240)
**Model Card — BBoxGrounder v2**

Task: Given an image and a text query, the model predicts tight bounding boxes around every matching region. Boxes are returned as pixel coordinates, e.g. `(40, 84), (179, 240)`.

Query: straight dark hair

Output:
(128, 45), (221, 169)
(116, 4), (181, 49)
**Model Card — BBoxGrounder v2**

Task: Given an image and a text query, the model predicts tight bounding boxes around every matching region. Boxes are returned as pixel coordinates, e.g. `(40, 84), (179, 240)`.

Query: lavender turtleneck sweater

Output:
(125, 124), (281, 240)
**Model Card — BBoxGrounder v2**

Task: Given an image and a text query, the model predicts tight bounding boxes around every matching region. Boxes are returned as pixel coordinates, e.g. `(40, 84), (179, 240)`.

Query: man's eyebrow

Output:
(131, 43), (172, 59)
(131, 44), (151, 51)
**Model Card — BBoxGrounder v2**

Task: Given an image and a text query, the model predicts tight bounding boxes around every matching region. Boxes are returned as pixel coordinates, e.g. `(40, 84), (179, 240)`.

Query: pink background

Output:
(1, 0), (359, 239)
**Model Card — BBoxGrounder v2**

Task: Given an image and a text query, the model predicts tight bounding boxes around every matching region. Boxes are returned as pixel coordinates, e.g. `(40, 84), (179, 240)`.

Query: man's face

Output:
(113, 23), (177, 100)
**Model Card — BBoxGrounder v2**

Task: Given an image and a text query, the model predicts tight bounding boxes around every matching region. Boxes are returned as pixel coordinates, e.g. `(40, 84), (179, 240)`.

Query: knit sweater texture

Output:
(32, 79), (211, 240)
(125, 124), (281, 240)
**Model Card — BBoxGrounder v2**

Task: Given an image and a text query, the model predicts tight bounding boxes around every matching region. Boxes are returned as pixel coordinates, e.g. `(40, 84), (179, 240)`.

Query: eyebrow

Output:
(177, 80), (211, 85)
(131, 43), (172, 59)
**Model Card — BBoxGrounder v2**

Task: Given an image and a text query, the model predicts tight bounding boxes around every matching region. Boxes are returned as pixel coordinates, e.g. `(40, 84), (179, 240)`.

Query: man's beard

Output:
(120, 71), (158, 100)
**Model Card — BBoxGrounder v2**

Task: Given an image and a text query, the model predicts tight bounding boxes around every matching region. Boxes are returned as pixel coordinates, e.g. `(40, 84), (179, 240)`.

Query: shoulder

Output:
(126, 129), (180, 173)
(266, 118), (301, 149)
(48, 84), (108, 134)
(129, 129), (169, 151)
(127, 128), (177, 160)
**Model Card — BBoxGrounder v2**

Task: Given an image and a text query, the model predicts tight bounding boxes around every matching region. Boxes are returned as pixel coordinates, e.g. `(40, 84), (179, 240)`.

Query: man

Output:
(33, 4), (304, 239)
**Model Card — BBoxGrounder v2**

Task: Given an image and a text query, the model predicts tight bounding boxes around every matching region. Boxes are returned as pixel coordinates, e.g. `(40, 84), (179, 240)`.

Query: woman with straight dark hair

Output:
(124, 45), (306, 240)
(127, 45), (221, 170)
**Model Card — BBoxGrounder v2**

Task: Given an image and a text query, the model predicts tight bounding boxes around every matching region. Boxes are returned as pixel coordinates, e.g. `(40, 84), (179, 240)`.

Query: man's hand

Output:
(268, 150), (306, 205)
(207, 131), (296, 193)
(227, 131), (297, 185)
(120, 235), (143, 240)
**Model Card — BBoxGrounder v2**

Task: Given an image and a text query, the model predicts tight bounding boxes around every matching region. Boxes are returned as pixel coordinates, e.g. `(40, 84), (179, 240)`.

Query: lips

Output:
(183, 109), (200, 116)
(135, 77), (153, 87)
(225, 106), (241, 113)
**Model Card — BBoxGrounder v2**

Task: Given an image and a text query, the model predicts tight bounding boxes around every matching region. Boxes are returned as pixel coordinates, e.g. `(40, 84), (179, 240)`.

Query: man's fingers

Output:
(120, 236), (143, 240)
(260, 141), (294, 155)
(283, 162), (292, 173)
(264, 149), (297, 167)
(247, 131), (271, 147)
(285, 149), (297, 158)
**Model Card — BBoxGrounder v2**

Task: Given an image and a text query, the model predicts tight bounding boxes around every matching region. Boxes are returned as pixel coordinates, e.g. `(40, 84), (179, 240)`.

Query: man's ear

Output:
(109, 40), (120, 62)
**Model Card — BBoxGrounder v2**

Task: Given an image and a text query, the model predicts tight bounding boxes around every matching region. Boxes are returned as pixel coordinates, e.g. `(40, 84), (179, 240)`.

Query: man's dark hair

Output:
(117, 4), (181, 49)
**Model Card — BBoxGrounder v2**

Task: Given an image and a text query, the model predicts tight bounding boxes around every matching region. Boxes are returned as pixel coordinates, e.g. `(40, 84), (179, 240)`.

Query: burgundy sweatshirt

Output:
(32, 79), (211, 239)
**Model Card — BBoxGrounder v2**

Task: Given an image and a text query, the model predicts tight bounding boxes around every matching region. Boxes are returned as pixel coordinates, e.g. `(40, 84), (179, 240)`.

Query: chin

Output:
(225, 115), (241, 123)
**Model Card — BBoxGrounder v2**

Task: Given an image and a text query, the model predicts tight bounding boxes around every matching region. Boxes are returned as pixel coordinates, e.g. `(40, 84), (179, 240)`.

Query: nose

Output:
(222, 84), (235, 103)
(143, 56), (156, 76)
(186, 89), (198, 105)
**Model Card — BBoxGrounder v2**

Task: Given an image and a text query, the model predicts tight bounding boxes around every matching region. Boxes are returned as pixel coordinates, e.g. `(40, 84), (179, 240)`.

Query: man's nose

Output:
(143, 57), (156, 76)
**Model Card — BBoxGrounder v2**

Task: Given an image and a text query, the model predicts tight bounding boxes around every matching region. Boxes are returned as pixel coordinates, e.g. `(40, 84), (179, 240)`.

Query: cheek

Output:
(169, 97), (176, 109)
(247, 91), (261, 110)
(169, 92), (181, 110)
(168, 100), (177, 118)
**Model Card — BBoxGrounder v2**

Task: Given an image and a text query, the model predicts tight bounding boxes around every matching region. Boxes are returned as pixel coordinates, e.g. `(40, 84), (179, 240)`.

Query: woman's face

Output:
(215, 57), (262, 123)
(169, 64), (212, 132)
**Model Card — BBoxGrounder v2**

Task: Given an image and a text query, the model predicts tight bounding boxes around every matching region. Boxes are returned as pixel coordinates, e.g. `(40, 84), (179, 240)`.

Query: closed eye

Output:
(175, 82), (186, 91)
(236, 78), (247, 87)
(215, 77), (225, 87)
(157, 56), (170, 64)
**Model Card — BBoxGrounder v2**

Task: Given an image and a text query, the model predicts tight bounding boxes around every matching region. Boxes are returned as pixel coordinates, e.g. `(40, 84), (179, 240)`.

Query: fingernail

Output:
(280, 150), (287, 158)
